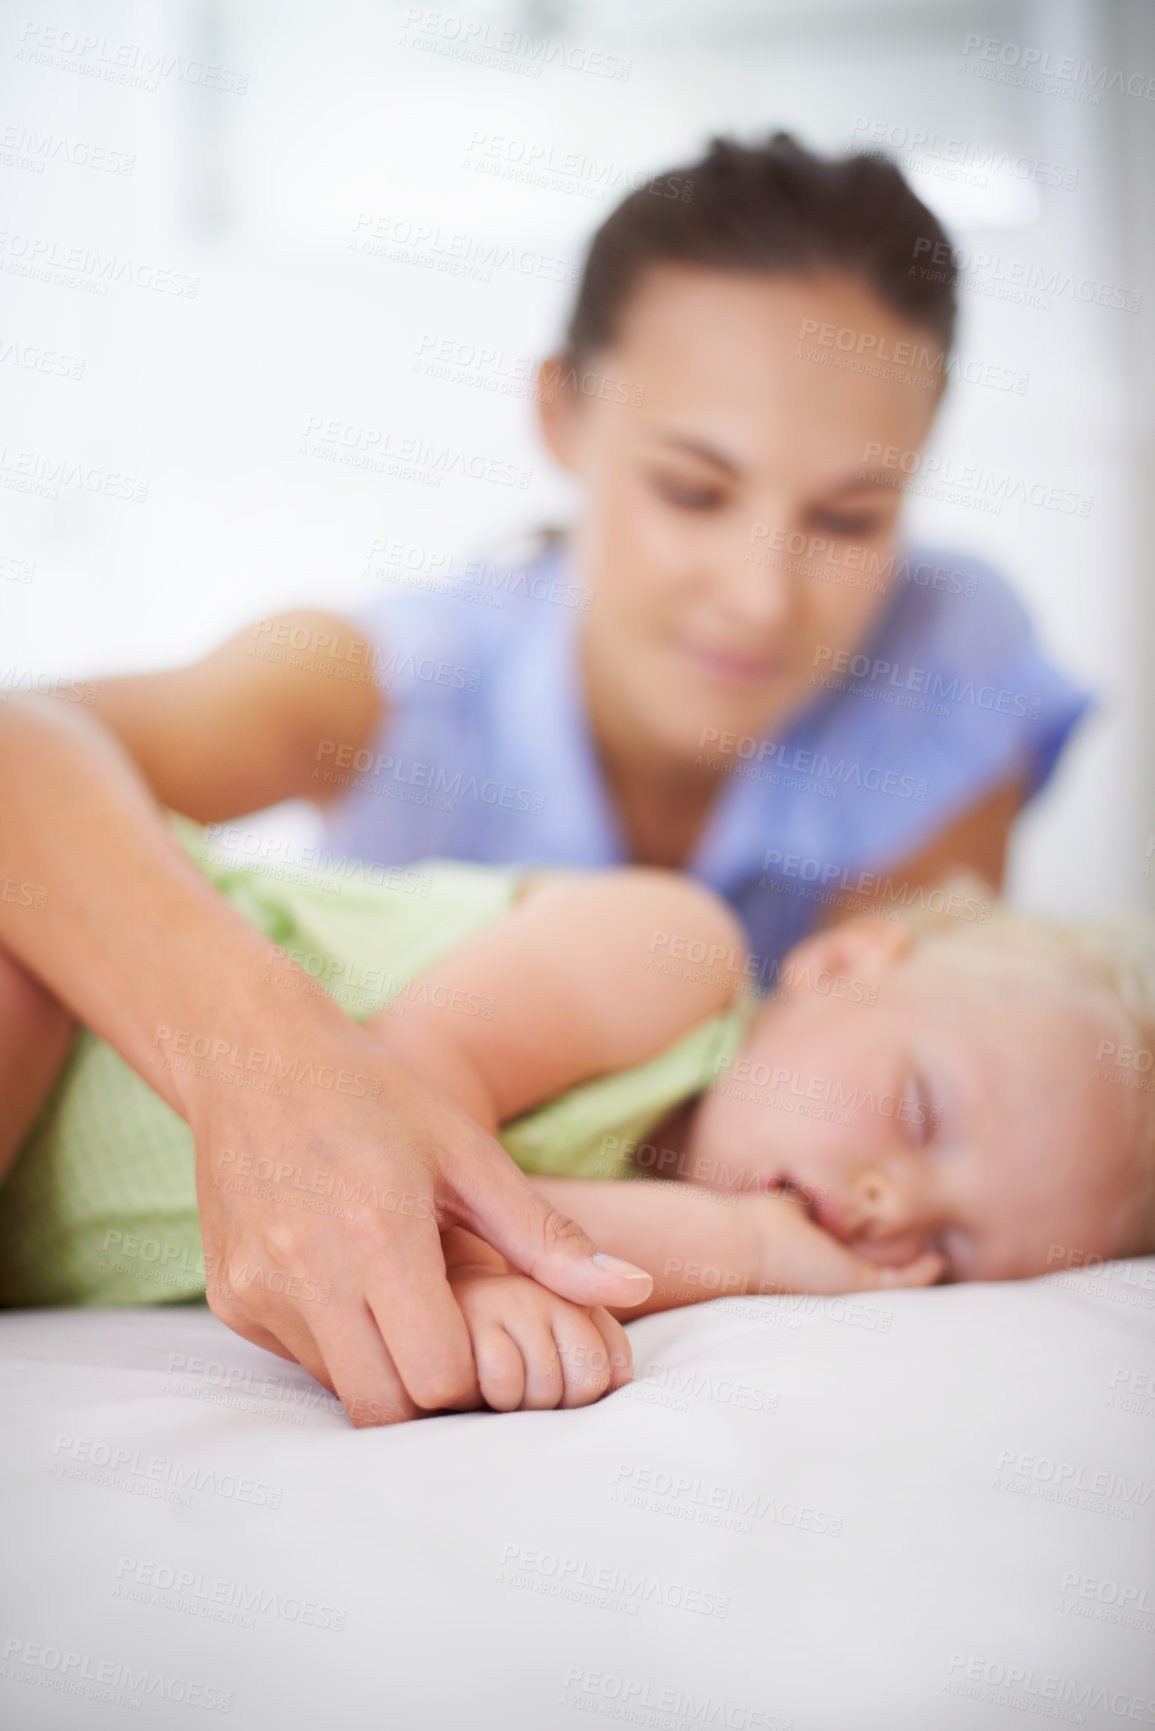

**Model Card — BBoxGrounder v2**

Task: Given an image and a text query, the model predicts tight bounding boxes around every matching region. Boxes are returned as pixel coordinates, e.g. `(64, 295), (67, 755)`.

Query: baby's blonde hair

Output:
(893, 871), (1155, 1253)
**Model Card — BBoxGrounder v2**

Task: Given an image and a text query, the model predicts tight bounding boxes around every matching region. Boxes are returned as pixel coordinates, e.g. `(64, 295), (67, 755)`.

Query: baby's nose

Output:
(849, 1163), (923, 1240)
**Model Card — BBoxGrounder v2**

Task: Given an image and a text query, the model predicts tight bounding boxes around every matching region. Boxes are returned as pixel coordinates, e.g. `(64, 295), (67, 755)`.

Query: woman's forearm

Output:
(0, 944), (75, 1176)
(0, 695), (361, 1121)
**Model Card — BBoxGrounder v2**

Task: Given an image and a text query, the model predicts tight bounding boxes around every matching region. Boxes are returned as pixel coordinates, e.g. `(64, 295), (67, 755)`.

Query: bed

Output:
(2, 1259), (1153, 1729)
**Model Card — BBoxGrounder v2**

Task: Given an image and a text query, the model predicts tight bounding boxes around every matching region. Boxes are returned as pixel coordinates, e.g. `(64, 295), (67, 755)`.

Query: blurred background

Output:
(1, 0), (1152, 914)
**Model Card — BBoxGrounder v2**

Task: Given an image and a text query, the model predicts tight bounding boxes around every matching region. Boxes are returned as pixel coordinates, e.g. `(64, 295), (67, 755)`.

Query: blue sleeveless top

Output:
(321, 533), (1092, 971)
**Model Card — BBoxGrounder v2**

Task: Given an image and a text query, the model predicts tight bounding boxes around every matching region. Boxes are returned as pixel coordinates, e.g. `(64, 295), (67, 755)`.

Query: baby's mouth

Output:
(764, 1174), (851, 1239)
(765, 1175), (824, 1228)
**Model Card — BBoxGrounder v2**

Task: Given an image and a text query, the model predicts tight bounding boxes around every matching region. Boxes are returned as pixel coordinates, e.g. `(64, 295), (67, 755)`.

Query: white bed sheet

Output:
(2, 1263), (1154, 1731)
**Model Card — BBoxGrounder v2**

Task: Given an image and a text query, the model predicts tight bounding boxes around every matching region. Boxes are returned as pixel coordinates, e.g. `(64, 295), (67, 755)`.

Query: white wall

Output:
(2, 0), (1151, 912)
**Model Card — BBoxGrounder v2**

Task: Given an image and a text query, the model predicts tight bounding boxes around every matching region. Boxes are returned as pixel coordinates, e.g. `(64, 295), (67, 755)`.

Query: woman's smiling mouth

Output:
(680, 640), (790, 688)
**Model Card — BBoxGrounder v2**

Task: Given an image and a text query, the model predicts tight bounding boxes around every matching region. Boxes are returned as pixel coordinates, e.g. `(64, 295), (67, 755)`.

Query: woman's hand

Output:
(188, 1021), (652, 1426)
(0, 696), (654, 1427)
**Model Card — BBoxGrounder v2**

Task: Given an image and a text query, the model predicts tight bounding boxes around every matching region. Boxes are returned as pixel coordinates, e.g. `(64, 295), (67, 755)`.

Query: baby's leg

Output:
(0, 943), (76, 1179)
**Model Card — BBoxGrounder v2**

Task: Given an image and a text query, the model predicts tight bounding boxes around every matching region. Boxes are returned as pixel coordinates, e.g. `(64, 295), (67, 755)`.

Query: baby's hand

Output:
(737, 1190), (945, 1295)
(448, 1261), (633, 1413)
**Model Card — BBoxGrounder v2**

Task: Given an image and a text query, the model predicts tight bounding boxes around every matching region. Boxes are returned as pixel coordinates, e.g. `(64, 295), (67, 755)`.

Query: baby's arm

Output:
(365, 868), (745, 1133)
(435, 1183), (942, 1408)
(0, 944), (75, 1180)
(440, 1226), (631, 1412)
(527, 1177), (944, 1317)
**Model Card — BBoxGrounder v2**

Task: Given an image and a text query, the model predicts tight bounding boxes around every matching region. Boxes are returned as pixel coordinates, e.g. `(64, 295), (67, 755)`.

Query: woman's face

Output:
(685, 923), (1149, 1283)
(539, 266), (943, 761)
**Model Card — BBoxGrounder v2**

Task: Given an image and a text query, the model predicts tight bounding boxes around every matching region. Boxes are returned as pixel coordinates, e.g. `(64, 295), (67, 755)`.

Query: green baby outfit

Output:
(0, 819), (753, 1307)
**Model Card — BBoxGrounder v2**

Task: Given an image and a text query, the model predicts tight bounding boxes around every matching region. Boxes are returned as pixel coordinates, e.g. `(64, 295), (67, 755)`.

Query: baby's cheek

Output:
(684, 1102), (775, 1191)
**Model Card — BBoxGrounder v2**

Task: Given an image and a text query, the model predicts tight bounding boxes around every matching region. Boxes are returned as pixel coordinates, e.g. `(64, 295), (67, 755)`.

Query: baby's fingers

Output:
(866, 1250), (946, 1289)
(552, 1309), (622, 1409)
(472, 1324), (526, 1413)
(778, 1216), (946, 1294)
(588, 1305), (633, 1393)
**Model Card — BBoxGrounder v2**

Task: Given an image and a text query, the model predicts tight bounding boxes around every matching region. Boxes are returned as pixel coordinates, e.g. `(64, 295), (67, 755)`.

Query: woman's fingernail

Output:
(591, 1252), (652, 1282)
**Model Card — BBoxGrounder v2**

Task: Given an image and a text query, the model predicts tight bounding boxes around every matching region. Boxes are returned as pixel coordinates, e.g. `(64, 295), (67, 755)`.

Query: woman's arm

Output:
(818, 776), (1025, 928)
(84, 609), (383, 822)
(0, 947), (75, 1179)
(0, 697), (653, 1421)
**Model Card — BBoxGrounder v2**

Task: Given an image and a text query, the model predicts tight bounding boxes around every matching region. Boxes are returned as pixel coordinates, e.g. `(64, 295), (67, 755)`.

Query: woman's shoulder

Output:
(879, 544), (1040, 671)
(811, 541), (1095, 803)
(353, 527), (574, 669)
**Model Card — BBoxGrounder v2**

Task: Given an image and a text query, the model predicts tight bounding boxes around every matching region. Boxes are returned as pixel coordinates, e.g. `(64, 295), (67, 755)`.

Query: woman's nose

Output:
(717, 536), (799, 632)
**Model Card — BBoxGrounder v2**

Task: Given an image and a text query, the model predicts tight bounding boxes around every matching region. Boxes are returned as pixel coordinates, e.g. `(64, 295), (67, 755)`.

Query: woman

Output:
(83, 134), (1089, 963)
(0, 696), (655, 1426)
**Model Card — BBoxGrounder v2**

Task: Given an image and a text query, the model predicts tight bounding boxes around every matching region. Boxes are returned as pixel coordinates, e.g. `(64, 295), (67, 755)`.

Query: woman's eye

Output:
(652, 476), (726, 511)
(808, 510), (883, 538)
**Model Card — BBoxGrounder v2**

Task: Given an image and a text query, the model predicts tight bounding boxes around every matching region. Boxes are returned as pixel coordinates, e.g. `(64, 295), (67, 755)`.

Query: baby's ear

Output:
(779, 916), (912, 998)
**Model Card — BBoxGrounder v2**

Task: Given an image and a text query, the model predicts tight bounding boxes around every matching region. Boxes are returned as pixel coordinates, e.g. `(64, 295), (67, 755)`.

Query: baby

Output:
(1, 825), (1152, 1422)
(362, 863), (1155, 1300)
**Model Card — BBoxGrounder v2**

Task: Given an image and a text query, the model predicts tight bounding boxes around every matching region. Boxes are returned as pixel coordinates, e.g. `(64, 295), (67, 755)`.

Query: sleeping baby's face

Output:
(685, 917), (1151, 1282)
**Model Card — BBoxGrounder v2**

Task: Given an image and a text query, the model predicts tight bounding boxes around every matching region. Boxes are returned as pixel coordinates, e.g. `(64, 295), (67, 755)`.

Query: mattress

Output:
(2, 1260), (1153, 1730)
